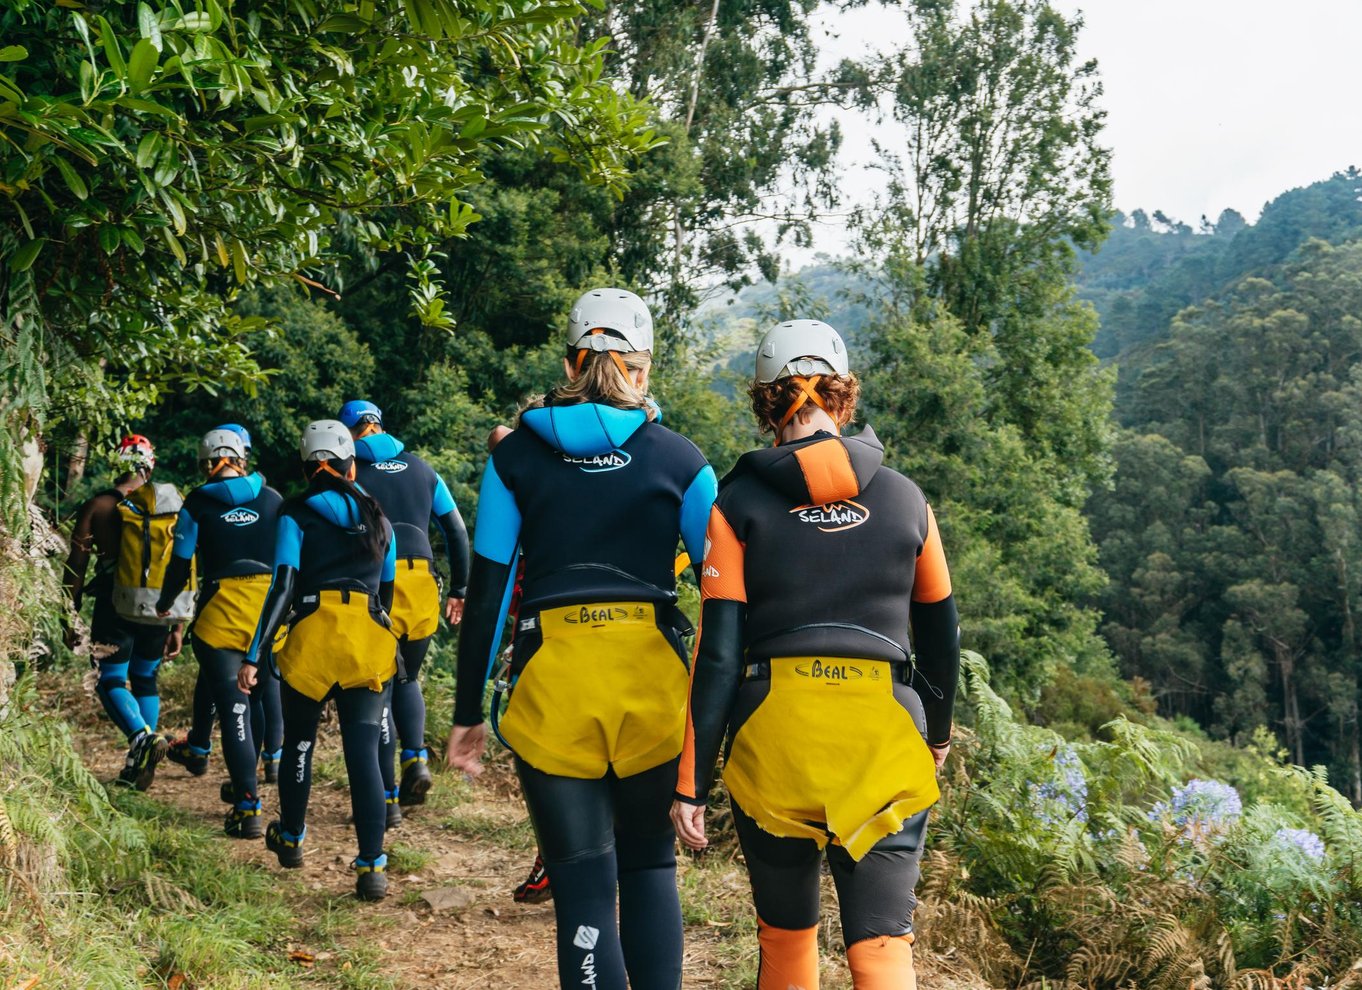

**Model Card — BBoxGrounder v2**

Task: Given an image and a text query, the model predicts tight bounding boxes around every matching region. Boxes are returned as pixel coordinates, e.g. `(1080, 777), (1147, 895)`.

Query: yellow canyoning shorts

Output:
(275, 590), (398, 702)
(193, 573), (272, 653)
(389, 557), (441, 641)
(499, 602), (689, 779)
(723, 658), (940, 861)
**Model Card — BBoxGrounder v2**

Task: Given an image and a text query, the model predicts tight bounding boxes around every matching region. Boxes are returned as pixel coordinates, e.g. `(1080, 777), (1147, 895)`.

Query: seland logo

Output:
(221, 507), (260, 527)
(562, 450), (631, 473)
(565, 606), (629, 626)
(795, 658), (863, 682)
(791, 499), (870, 533)
(374, 459), (408, 473)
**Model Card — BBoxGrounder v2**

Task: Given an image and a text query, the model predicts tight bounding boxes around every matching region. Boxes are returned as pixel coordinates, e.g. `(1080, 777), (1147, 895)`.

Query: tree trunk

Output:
(64, 431), (89, 495)
(1278, 649), (1304, 765)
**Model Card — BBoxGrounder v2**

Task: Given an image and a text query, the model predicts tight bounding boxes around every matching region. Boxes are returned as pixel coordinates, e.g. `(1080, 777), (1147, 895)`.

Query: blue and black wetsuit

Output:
(353, 432), (469, 799)
(247, 485), (398, 867)
(454, 399), (716, 990)
(158, 472), (282, 804)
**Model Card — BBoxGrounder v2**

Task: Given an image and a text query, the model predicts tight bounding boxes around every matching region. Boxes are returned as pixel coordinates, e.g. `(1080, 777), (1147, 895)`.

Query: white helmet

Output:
(199, 428), (247, 462)
(567, 288), (653, 354)
(755, 320), (849, 383)
(299, 419), (355, 463)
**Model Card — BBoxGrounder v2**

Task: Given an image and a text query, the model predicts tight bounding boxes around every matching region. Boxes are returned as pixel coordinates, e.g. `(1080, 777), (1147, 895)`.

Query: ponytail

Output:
(543, 349), (656, 417)
(305, 458), (388, 561)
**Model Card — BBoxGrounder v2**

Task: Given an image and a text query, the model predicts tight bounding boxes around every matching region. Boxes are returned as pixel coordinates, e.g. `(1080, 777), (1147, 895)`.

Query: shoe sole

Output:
(356, 878), (388, 901)
(399, 766), (433, 807)
(386, 809), (403, 830)
(135, 737), (169, 792)
(269, 846), (305, 868)
(226, 821), (265, 840)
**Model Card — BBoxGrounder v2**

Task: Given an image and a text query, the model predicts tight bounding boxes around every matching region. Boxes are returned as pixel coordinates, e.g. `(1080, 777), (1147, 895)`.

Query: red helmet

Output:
(115, 433), (155, 473)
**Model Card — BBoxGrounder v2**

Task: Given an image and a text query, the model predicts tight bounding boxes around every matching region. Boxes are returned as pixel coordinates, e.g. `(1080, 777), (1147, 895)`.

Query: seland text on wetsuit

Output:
(454, 400), (716, 990)
(677, 426), (960, 989)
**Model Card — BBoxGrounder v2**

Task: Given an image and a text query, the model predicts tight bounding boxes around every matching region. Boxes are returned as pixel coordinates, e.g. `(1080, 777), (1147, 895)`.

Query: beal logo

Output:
(374, 460), (408, 473)
(791, 499), (870, 533)
(566, 606), (628, 625)
(573, 925), (600, 950)
(221, 507), (260, 526)
(795, 658), (863, 682)
(563, 450), (631, 473)
(231, 703), (247, 715)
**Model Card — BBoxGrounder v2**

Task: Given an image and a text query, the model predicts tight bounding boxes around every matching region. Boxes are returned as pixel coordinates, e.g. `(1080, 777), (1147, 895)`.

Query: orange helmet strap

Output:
(775, 376), (833, 442)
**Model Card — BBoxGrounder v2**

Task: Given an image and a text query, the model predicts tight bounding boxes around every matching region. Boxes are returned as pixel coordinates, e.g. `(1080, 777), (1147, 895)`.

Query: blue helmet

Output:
(338, 400), (382, 430)
(216, 422), (252, 451)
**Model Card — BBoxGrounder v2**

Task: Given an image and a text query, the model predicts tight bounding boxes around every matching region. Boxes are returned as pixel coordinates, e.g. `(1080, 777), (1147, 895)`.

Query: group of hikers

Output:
(62, 288), (960, 990)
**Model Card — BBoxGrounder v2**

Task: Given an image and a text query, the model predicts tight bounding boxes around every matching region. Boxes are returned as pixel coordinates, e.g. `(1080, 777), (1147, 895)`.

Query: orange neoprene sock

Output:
(846, 933), (916, 990)
(757, 918), (820, 990)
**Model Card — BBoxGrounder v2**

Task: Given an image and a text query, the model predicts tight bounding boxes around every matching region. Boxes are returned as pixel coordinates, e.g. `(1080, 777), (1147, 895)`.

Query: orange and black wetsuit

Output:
(677, 425), (959, 990)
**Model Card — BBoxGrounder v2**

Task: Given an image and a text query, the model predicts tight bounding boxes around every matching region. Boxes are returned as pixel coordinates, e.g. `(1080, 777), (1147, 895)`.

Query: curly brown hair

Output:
(748, 373), (861, 435)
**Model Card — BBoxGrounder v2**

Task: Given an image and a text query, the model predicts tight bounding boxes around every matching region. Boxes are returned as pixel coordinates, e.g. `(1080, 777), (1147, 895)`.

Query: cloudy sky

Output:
(801, 0), (1362, 254)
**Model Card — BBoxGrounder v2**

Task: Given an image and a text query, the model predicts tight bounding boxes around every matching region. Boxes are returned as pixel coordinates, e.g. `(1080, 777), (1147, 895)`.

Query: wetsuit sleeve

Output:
(156, 506), (198, 612)
(247, 514), (302, 665)
(453, 457), (521, 727)
(380, 522), (396, 612)
(909, 504), (959, 746)
(679, 464), (718, 584)
(677, 504), (747, 805)
(431, 474), (470, 598)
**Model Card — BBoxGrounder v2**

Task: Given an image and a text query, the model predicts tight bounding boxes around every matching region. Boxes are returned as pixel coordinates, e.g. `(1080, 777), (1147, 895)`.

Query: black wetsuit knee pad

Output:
(830, 810), (929, 943)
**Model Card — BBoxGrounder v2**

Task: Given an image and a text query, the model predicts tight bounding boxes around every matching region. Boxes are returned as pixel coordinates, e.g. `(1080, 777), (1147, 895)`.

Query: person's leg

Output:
(395, 637), (434, 805)
(829, 811), (929, 990)
(95, 659), (146, 740)
(187, 663), (217, 751)
(376, 688), (400, 827)
(193, 642), (262, 835)
(335, 681), (391, 899)
(518, 759), (625, 990)
(732, 802), (825, 990)
(611, 759), (683, 990)
(127, 623), (167, 731)
(269, 680), (324, 865)
(255, 659), (284, 779)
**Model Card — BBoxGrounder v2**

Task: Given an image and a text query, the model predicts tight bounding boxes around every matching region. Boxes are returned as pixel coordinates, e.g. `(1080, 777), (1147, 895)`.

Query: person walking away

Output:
(63, 434), (187, 790)
(445, 288), (717, 990)
(240, 420), (400, 901)
(672, 320), (961, 990)
(339, 399), (469, 826)
(158, 427), (283, 837)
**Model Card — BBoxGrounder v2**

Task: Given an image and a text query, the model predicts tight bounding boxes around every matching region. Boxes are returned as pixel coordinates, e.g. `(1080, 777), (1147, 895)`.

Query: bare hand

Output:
(445, 722), (487, 778)
(670, 800), (708, 851)
(156, 607), (171, 619)
(163, 626), (184, 659)
(929, 741), (951, 775)
(238, 663), (259, 693)
(445, 597), (465, 626)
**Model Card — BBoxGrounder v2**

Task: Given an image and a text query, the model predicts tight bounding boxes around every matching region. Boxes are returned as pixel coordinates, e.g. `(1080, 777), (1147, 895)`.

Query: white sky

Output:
(797, 0), (1362, 257)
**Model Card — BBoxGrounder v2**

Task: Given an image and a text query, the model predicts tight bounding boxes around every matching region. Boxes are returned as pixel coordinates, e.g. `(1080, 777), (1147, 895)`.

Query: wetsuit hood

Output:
(305, 489), (364, 529)
(520, 403), (648, 458)
(730, 426), (884, 505)
(199, 471), (265, 507)
(355, 433), (405, 462)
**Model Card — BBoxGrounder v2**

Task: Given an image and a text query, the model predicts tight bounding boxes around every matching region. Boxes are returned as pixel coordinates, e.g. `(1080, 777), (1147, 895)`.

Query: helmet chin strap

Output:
(311, 460), (356, 482)
(775, 375), (835, 444)
(354, 420), (382, 439)
(207, 457), (233, 479)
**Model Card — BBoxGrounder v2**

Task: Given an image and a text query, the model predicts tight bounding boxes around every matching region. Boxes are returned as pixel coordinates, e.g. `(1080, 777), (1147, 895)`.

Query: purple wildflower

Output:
(1031, 746), (1088, 826)
(1150, 779), (1242, 832)
(1270, 827), (1325, 862)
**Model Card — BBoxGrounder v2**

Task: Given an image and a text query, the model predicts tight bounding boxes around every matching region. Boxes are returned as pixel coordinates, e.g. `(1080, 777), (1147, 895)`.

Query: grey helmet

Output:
(299, 419), (355, 463)
(199, 428), (247, 463)
(567, 288), (653, 354)
(755, 320), (849, 383)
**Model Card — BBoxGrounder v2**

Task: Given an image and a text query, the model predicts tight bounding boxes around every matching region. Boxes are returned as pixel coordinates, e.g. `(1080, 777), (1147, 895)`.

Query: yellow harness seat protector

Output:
(500, 602), (689, 779)
(276, 590), (398, 702)
(389, 557), (440, 641)
(724, 658), (939, 861)
(193, 573), (272, 653)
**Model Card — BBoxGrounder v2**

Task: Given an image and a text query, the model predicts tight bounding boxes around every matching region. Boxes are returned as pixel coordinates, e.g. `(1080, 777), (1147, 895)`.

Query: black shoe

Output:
(117, 733), (168, 792)
(398, 749), (433, 807)
(265, 820), (305, 868)
(220, 779), (235, 805)
(165, 738), (210, 777)
(261, 750), (281, 785)
(385, 788), (402, 829)
(225, 798), (264, 839)
(353, 855), (388, 901)
(514, 853), (552, 904)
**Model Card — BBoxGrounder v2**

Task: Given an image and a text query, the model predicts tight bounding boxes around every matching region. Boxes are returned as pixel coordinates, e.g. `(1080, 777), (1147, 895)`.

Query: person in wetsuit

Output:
(446, 288), (717, 990)
(672, 320), (960, 990)
(63, 434), (183, 790)
(240, 420), (399, 901)
(339, 400), (469, 825)
(157, 427), (282, 837)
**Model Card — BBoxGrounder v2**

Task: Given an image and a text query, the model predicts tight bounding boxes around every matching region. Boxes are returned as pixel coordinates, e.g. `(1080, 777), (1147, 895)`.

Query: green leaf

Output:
(96, 16), (127, 79)
(52, 156), (89, 200)
(98, 224), (120, 254)
(231, 238), (247, 283)
(0, 46), (28, 62)
(161, 225), (187, 265)
(114, 97), (180, 119)
(121, 227), (146, 254)
(135, 131), (161, 169)
(137, 3), (163, 51)
(7, 237), (44, 272)
(127, 38), (159, 92)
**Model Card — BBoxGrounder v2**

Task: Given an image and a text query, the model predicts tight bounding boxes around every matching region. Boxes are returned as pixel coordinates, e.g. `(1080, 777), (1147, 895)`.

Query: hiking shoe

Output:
(261, 749), (281, 785)
(385, 787), (402, 830)
(353, 854), (388, 901)
(225, 797), (264, 840)
(165, 738), (210, 777)
(117, 732), (168, 792)
(398, 748), (433, 806)
(265, 820), (305, 868)
(514, 853), (552, 904)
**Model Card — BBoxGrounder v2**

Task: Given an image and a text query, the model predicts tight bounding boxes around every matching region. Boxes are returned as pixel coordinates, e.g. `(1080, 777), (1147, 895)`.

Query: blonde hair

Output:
(539, 349), (656, 419)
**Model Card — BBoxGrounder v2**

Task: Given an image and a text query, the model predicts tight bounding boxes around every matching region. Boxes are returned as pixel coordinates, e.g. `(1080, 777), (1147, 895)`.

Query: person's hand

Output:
(163, 626), (184, 659)
(156, 607), (171, 619)
(929, 741), (951, 775)
(238, 662), (259, 693)
(445, 597), (465, 626)
(670, 800), (708, 851)
(445, 722), (487, 778)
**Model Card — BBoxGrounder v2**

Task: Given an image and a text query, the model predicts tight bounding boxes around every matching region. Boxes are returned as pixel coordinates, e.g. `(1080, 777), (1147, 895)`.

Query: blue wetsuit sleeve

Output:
(172, 507), (197, 560)
(382, 529), (397, 583)
(432, 474), (456, 517)
(471, 458), (521, 565)
(156, 506), (198, 611)
(680, 465), (718, 579)
(247, 515), (303, 664)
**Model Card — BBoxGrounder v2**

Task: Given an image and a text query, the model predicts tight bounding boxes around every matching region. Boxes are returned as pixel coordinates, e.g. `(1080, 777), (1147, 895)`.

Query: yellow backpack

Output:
(113, 483), (196, 625)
